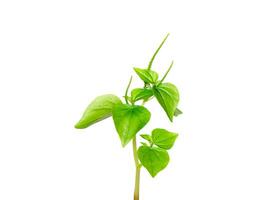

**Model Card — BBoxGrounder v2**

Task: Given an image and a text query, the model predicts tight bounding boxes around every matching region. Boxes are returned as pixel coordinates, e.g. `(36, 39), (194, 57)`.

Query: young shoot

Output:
(75, 34), (182, 200)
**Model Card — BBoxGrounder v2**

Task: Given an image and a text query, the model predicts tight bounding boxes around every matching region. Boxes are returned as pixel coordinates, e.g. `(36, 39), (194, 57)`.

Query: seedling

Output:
(75, 33), (181, 200)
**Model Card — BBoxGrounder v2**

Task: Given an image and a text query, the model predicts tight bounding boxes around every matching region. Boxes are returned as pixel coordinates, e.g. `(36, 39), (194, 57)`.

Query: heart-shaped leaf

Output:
(153, 83), (179, 121)
(138, 145), (169, 177)
(131, 88), (153, 102)
(152, 128), (178, 150)
(112, 104), (151, 147)
(134, 68), (158, 84)
(75, 94), (122, 129)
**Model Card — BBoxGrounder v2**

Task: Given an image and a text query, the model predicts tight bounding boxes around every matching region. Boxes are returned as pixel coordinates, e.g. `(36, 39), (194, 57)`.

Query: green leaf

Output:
(75, 94), (122, 129)
(134, 68), (158, 84)
(152, 128), (178, 150)
(174, 108), (183, 117)
(112, 104), (151, 147)
(138, 145), (169, 177)
(140, 134), (152, 143)
(153, 83), (179, 121)
(131, 88), (153, 102)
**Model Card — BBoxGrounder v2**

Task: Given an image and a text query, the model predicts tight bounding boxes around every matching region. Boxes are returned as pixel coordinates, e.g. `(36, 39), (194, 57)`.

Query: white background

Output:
(0, 0), (267, 199)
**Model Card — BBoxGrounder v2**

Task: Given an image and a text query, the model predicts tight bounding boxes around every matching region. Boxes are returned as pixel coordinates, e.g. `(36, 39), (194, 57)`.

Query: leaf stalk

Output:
(159, 61), (174, 84)
(147, 33), (170, 70)
(125, 76), (133, 104)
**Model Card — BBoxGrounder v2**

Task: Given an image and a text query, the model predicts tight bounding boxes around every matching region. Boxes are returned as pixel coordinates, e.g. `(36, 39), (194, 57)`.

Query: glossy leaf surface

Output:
(138, 145), (169, 177)
(134, 68), (158, 84)
(153, 83), (179, 121)
(152, 128), (178, 150)
(75, 94), (122, 129)
(131, 88), (153, 102)
(112, 104), (151, 147)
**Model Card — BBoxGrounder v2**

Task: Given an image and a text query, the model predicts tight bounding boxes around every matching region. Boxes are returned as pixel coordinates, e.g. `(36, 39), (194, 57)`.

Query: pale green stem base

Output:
(134, 167), (141, 200)
(133, 137), (141, 200)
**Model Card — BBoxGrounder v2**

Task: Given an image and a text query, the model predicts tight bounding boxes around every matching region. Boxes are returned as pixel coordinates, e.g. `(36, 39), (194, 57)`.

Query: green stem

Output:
(133, 136), (141, 200)
(130, 87), (147, 200)
(147, 33), (170, 70)
(159, 61), (174, 84)
(125, 76), (133, 104)
(133, 137), (139, 166)
(134, 166), (141, 200)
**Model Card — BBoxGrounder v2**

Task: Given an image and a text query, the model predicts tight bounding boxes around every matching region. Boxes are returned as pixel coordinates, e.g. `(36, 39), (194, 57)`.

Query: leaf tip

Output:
(121, 141), (128, 148)
(133, 67), (138, 71)
(120, 136), (129, 147)
(168, 115), (174, 122)
(74, 122), (84, 129)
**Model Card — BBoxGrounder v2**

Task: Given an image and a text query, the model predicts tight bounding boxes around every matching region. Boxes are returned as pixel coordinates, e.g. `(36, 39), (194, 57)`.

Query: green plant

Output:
(75, 33), (181, 200)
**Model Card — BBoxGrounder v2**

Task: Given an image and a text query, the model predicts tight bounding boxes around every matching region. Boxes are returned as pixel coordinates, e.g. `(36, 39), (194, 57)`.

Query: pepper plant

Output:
(75, 33), (181, 200)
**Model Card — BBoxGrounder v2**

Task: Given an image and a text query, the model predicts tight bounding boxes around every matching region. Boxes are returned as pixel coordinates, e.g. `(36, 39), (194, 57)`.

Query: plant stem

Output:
(133, 136), (141, 200)
(159, 61), (174, 84)
(125, 76), (133, 104)
(134, 166), (141, 200)
(147, 33), (170, 70)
